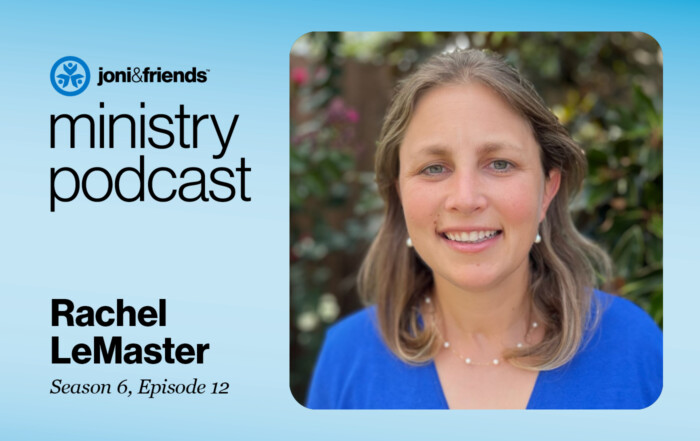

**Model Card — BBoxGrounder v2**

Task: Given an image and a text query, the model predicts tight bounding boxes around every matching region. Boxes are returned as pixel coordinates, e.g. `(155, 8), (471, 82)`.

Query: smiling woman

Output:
(305, 49), (661, 409)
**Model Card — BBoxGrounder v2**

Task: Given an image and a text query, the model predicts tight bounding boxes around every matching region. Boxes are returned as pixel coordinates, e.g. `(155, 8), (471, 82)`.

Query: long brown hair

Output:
(357, 49), (611, 370)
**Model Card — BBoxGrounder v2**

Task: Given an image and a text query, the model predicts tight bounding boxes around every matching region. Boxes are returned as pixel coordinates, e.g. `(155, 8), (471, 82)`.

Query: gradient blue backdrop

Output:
(0, 1), (687, 439)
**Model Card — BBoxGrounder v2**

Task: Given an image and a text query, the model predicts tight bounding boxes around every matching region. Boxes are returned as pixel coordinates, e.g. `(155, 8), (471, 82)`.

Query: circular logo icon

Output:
(50, 56), (90, 96)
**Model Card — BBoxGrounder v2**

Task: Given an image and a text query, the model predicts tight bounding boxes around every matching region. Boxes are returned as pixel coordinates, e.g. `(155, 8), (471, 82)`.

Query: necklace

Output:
(425, 296), (538, 367)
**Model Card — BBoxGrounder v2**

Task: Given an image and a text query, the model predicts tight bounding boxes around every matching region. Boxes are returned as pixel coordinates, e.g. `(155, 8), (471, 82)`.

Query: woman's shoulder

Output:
(309, 306), (400, 377)
(325, 306), (379, 343)
(531, 290), (662, 409)
(593, 290), (661, 344)
(306, 306), (443, 409)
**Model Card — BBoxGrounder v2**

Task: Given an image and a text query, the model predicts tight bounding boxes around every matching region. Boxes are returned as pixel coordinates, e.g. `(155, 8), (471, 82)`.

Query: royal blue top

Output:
(307, 291), (662, 409)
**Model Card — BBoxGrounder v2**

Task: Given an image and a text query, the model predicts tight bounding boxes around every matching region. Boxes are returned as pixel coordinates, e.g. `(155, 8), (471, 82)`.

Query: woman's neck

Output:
(431, 266), (533, 340)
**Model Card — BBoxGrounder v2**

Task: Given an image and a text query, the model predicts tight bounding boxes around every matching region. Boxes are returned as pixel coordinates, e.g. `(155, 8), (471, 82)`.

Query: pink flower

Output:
(326, 98), (359, 124)
(328, 97), (345, 114)
(291, 67), (308, 86)
(345, 108), (359, 123)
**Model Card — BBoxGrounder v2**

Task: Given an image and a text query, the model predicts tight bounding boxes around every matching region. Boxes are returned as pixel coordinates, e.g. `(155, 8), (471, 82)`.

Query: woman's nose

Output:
(444, 170), (487, 213)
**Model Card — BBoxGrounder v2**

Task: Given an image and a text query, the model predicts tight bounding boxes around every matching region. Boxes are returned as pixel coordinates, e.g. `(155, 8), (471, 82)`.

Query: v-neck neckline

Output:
(427, 359), (544, 409)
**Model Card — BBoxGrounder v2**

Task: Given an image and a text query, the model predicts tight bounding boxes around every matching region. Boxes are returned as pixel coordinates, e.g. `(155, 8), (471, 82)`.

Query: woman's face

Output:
(397, 83), (560, 293)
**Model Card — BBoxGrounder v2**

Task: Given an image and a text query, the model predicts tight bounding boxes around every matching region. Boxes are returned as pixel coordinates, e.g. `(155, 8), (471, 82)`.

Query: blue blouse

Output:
(307, 291), (662, 409)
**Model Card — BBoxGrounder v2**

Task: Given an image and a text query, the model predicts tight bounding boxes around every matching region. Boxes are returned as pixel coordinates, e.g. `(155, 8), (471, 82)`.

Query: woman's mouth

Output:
(441, 230), (503, 244)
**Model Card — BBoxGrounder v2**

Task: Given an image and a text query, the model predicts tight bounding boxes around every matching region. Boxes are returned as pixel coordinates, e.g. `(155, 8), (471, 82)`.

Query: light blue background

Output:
(0, 0), (688, 439)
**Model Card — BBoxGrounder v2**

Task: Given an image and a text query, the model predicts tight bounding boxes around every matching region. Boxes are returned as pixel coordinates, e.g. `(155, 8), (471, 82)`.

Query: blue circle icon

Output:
(50, 56), (90, 96)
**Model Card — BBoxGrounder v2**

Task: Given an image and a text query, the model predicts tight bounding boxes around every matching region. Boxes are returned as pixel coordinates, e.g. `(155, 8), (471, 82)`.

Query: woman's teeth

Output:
(444, 230), (499, 243)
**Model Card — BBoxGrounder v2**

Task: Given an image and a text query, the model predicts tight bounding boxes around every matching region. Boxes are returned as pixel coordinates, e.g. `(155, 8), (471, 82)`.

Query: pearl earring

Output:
(406, 237), (413, 248)
(534, 233), (542, 244)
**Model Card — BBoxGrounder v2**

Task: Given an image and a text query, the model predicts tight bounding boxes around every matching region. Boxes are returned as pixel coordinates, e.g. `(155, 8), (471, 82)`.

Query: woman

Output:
(306, 49), (661, 409)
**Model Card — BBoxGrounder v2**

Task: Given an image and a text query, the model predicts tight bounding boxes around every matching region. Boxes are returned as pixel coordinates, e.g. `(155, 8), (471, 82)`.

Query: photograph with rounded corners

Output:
(290, 32), (662, 409)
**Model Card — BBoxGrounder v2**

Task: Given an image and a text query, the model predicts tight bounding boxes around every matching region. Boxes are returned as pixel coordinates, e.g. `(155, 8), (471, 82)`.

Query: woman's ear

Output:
(540, 169), (561, 222)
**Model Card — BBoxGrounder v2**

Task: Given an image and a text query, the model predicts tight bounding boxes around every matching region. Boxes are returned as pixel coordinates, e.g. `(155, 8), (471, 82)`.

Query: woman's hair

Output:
(357, 49), (612, 370)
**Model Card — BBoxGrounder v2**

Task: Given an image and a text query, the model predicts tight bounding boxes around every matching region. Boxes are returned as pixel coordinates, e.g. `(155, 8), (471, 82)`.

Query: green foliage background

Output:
(290, 32), (662, 404)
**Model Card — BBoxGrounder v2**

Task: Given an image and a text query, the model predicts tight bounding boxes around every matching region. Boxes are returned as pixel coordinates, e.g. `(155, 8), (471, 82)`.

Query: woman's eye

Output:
(490, 160), (513, 172)
(421, 164), (447, 175)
